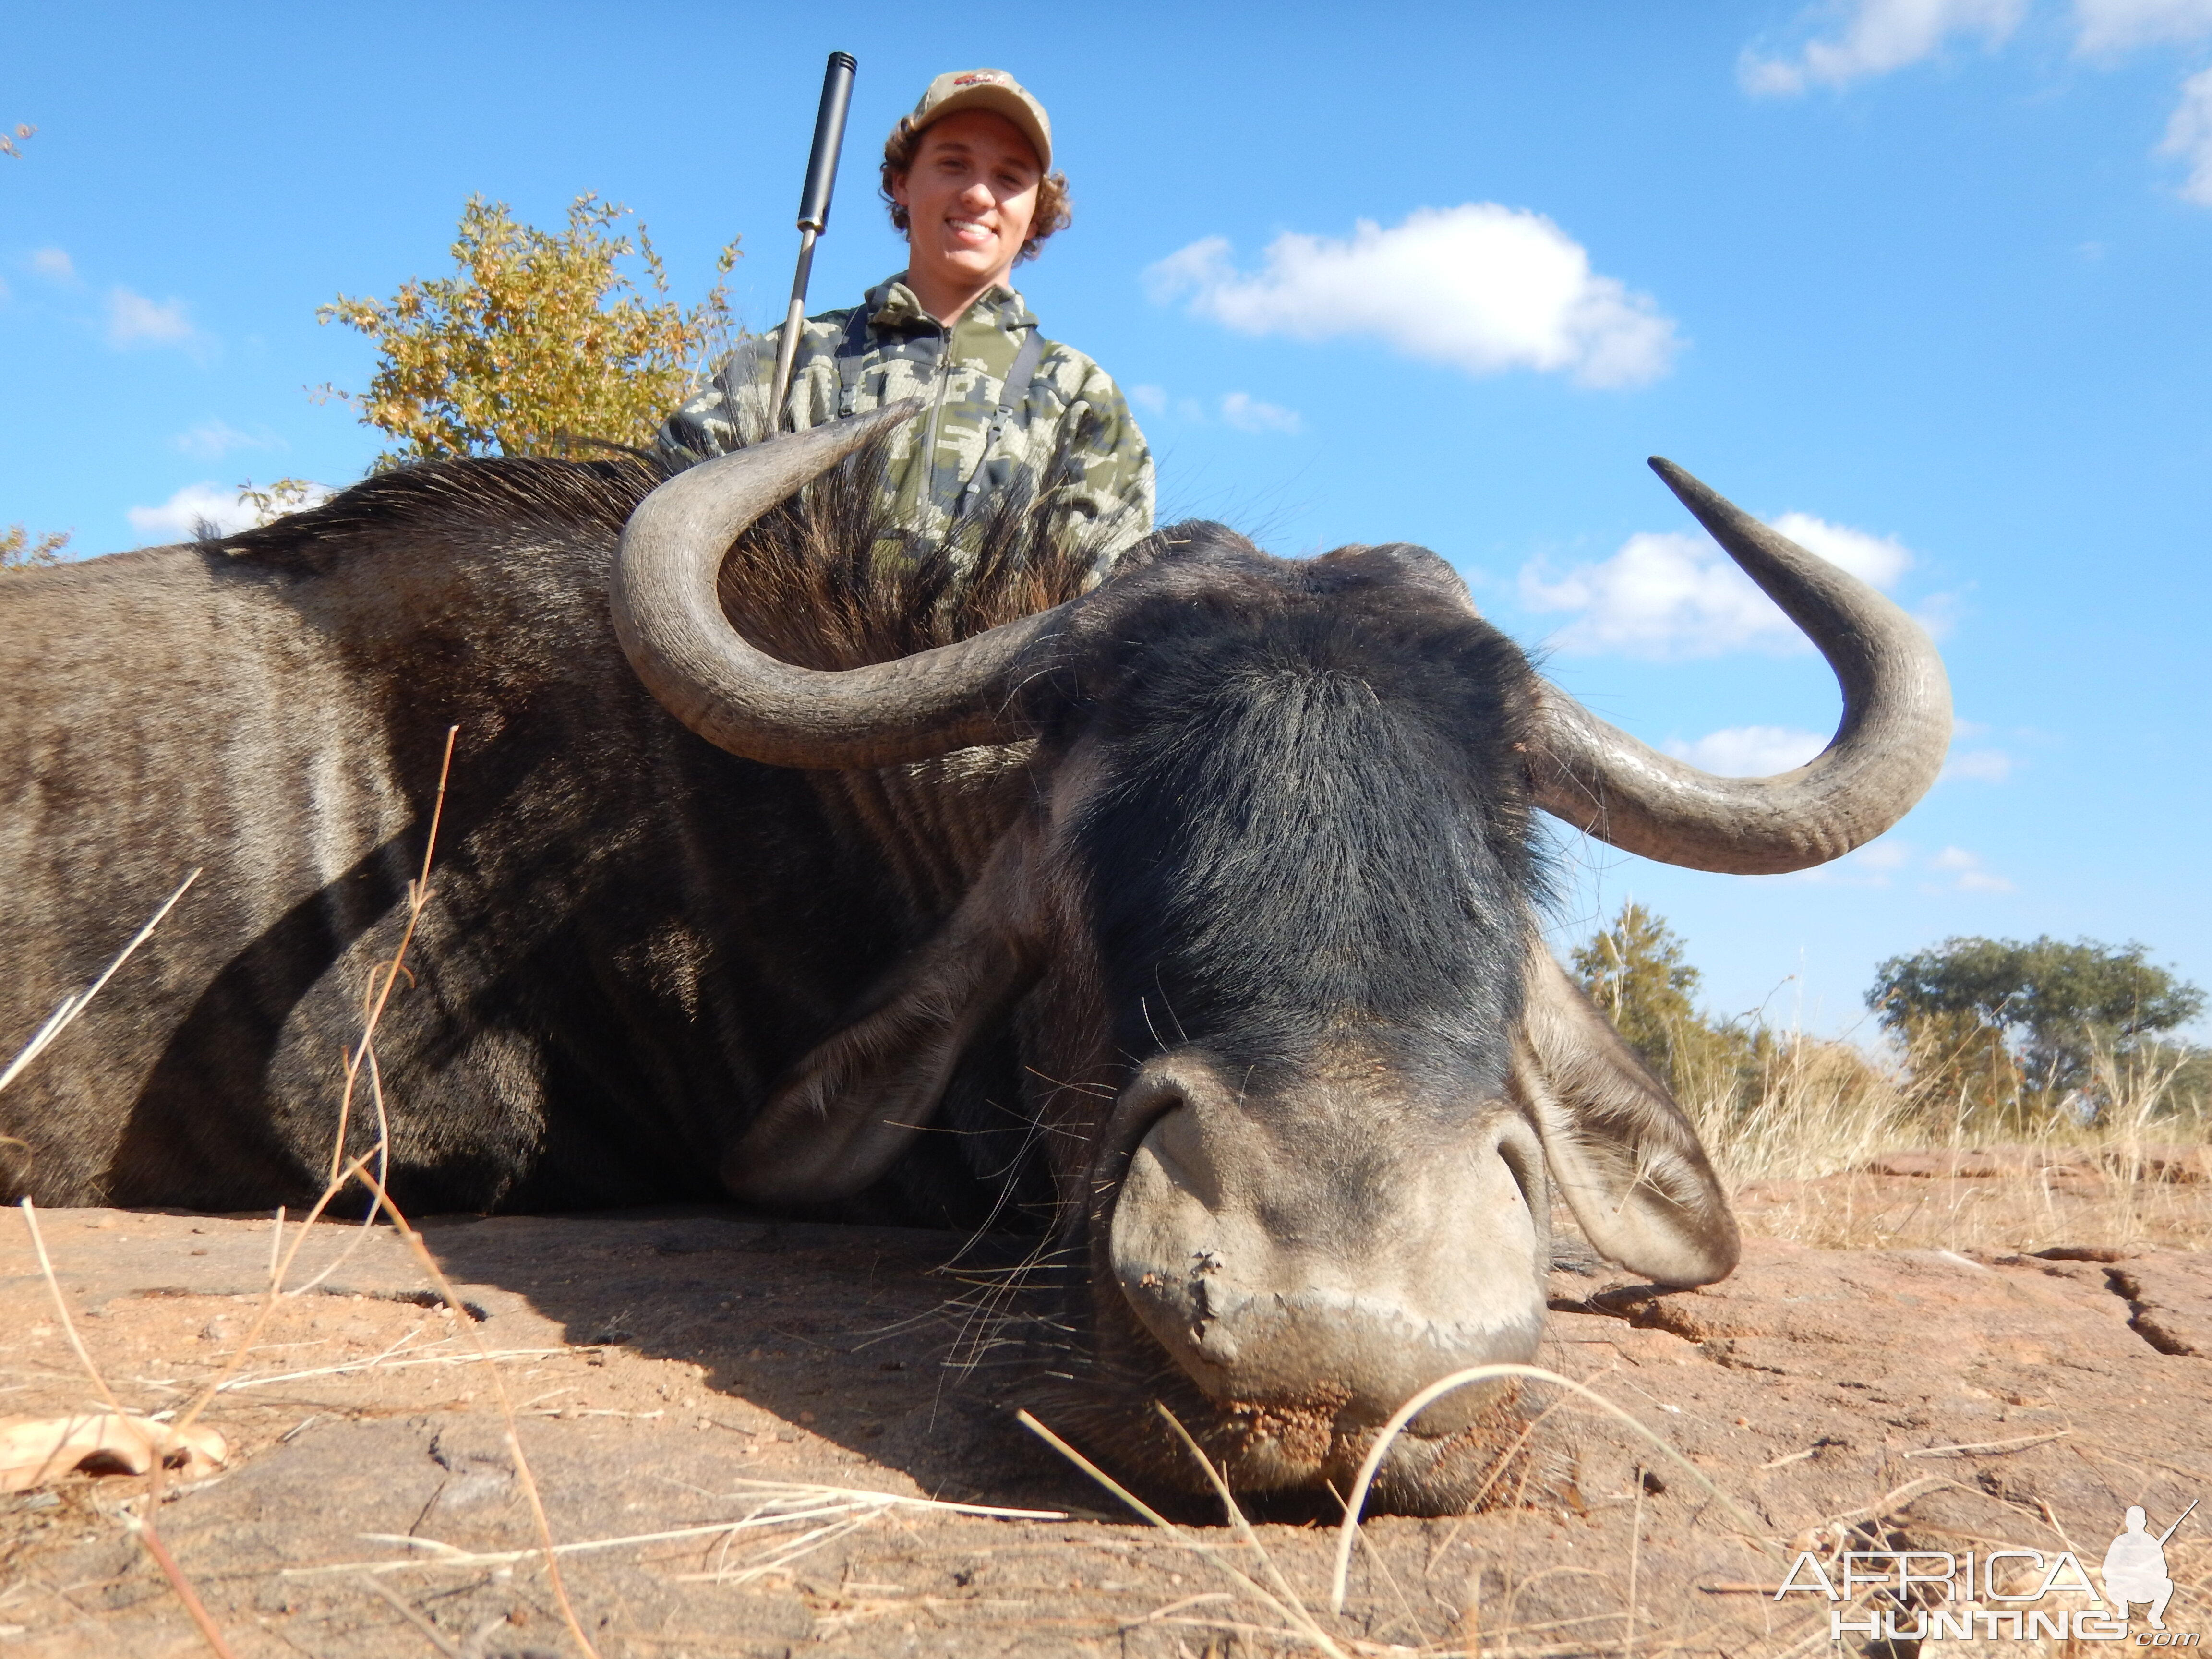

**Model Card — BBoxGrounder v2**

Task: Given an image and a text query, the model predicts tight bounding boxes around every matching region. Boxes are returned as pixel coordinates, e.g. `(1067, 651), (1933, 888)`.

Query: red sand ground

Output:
(1, 1169), (2207, 1657)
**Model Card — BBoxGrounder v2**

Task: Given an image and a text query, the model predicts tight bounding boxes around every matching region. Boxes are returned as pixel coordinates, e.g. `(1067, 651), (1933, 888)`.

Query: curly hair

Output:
(879, 116), (1071, 264)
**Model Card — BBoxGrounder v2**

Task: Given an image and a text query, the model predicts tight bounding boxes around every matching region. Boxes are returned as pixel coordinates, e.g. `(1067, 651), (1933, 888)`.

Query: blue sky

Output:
(5, 1), (2209, 1037)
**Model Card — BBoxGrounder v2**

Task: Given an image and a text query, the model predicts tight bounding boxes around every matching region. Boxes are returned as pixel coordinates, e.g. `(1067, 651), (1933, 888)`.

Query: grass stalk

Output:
(19, 1198), (240, 1659)
(1327, 1362), (1779, 1616)
(1016, 1409), (1353, 1659)
(0, 869), (200, 1096)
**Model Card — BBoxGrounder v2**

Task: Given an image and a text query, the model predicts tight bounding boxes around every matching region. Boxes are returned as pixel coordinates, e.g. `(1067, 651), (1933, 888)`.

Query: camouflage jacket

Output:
(656, 275), (1154, 577)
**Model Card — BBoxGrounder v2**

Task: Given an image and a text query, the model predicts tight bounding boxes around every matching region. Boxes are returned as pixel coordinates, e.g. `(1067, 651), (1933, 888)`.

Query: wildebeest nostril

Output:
(1109, 1071), (1548, 1436)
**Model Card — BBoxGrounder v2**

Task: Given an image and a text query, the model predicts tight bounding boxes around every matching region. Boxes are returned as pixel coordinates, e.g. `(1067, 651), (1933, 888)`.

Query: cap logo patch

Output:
(951, 72), (1005, 86)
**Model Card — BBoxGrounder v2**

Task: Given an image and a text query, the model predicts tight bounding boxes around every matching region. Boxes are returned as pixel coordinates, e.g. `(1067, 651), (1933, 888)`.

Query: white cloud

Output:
(1792, 835), (1914, 885)
(128, 484), (258, 541)
(1742, 0), (2027, 94)
(1930, 844), (2016, 891)
(2075, 0), (2212, 51)
(1766, 511), (1916, 587)
(174, 419), (282, 461)
(1145, 205), (1679, 389)
(1663, 721), (2004, 787)
(1665, 725), (1828, 776)
(2068, 3), (2212, 209)
(2161, 64), (2212, 201)
(29, 246), (74, 281)
(1792, 836), (2012, 890)
(1522, 531), (1741, 657)
(1852, 839), (1915, 873)
(1520, 511), (1914, 659)
(127, 481), (332, 543)
(107, 286), (197, 349)
(127, 484), (260, 541)
(1942, 746), (2014, 782)
(1219, 391), (1303, 434)
(1743, 2), (2212, 204)
(1126, 382), (1296, 428)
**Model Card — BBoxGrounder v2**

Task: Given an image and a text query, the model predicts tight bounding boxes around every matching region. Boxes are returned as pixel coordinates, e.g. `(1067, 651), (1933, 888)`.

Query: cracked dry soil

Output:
(1, 1184), (2208, 1658)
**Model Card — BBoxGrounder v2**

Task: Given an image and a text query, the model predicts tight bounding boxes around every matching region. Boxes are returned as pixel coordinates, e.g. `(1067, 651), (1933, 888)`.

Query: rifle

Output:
(768, 51), (858, 429)
(2158, 1497), (2199, 1545)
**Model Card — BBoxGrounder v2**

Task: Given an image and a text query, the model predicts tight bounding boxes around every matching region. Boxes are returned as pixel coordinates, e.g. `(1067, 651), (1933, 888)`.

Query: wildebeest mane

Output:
(209, 456), (671, 574)
(714, 411), (1123, 671)
(209, 418), (1118, 672)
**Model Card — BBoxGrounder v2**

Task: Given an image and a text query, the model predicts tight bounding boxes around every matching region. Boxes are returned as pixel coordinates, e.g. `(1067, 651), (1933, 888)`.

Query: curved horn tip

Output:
(786, 395), (926, 451)
(1646, 455), (1711, 502)
(822, 396), (926, 444)
(1646, 457), (1758, 535)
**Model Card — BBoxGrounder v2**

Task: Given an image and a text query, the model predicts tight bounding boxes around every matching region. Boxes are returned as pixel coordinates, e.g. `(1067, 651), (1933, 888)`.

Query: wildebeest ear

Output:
(1311, 542), (1480, 614)
(1511, 939), (1741, 1287)
(721, 824), (1042, 1206)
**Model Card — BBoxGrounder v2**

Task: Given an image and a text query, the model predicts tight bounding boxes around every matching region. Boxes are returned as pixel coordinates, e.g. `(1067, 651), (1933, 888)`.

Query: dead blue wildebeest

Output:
(0, 406), (1949, 1511)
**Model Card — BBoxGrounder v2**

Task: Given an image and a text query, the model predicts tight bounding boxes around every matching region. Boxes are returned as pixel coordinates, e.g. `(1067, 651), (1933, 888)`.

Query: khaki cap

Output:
(908, 68), (1052, 171)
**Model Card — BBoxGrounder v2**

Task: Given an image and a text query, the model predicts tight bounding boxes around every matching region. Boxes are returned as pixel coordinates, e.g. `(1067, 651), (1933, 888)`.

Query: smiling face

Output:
(889, 109), (1042, 318)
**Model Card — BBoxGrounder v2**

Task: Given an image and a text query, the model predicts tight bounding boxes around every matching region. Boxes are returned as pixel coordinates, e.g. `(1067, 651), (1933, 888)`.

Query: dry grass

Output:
(1674, 1020), (2212, 1253)
(278, 1481), (1068, 1588)
(1019, 1369), (1798, 1659)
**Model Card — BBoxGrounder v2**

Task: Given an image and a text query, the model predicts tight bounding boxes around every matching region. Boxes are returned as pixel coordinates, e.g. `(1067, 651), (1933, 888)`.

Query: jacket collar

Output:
(865, 273), (1036, 334)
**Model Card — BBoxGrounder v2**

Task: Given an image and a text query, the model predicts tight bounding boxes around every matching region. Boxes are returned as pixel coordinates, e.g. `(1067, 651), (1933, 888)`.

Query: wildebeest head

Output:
(609, 406), (1951, 1511)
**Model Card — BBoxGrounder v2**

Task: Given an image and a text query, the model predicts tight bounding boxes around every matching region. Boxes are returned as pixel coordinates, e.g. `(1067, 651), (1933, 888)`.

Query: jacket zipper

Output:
(920, 317), (955, 508)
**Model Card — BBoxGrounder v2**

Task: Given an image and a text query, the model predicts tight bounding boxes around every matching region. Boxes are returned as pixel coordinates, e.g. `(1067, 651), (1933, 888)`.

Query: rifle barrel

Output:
(2157, 1496), (2199, 1544)
(770, 51), (858, 426)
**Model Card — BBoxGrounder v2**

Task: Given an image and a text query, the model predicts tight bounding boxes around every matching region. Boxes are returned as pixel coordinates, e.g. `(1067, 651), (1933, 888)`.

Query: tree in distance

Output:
(320, 193), (737, 466)
(1569, 904), (2207, 1170)
(1869, 936), (2205, 1120)
(1573, 900), (1704, 1084)
(1, 525), (70, 569)
(1570, 901), (1765, 1096)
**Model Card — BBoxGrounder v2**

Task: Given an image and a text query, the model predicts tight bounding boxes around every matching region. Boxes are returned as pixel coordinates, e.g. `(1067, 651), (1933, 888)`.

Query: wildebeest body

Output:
(1, 415), (1951, 1511)
(0, 460), (1034, 1219)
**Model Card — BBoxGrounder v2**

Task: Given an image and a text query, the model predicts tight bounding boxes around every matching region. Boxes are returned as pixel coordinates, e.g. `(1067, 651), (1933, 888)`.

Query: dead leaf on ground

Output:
(0, 1412), (228, 1492)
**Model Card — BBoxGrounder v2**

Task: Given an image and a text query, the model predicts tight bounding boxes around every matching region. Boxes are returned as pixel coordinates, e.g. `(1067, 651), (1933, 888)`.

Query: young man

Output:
(658, 68), (1154, 577)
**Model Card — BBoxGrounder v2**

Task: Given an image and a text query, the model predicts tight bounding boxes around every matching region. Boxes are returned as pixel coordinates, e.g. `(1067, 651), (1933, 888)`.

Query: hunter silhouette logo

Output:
(2104, 1500), (2197, 1633)
(1770, 1495), (2199, 1644)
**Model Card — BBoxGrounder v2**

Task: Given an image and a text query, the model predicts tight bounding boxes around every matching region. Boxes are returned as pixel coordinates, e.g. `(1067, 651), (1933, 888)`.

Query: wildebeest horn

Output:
(610, 401), (1066, 769)
(1528, 459), (1953, 875)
